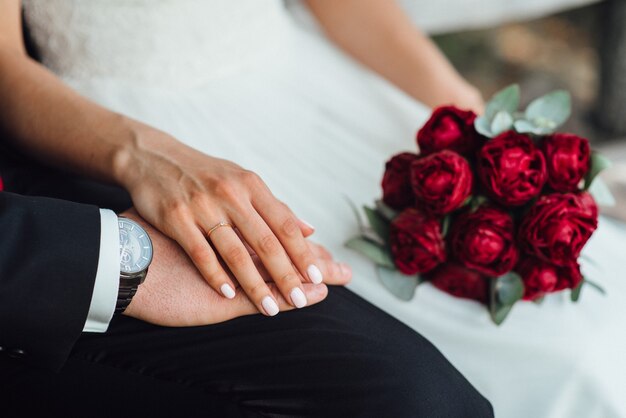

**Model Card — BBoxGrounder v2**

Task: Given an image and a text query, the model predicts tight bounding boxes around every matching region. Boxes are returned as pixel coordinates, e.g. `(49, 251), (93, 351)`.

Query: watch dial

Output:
(119, 219), (153, 274)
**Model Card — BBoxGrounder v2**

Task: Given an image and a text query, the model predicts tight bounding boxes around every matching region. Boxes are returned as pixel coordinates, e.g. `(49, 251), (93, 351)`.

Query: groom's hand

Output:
(121, 210), (343, 326)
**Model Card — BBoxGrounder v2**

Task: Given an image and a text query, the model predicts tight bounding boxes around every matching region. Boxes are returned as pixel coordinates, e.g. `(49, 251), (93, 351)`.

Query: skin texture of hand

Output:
(122, 210), (351, 326)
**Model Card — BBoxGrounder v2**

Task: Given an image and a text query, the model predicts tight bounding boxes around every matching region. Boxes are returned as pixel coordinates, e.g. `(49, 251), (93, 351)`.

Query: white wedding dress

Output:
(23, 1), (626, 417)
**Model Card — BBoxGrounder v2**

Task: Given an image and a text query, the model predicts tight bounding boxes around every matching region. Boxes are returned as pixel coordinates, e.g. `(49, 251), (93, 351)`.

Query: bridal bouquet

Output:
(346, 85), (613, 324)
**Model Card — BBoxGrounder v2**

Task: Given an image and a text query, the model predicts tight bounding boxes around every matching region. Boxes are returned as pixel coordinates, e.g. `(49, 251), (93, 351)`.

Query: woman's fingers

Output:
(226, 283), (329, 319)
(231, 208), (311, 309)
(298, 218), (315, 238)
(209, 225), (287, 316)
(252, 197), (325, 286)
(173, 222), (238, 299)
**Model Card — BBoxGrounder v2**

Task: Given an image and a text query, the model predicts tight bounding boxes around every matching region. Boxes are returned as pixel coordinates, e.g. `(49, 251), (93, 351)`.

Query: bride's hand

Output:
(117, 133), (351, 316)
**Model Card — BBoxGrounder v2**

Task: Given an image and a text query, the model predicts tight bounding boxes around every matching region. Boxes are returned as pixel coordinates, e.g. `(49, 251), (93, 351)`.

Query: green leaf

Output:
(474, 116), (493, 137)
(345, 237), (395, 268)
(495, 272), (525, 305)
(377, 266), (420, 301)
(514, 119), (552, 136)
(375, 199), (398, 222)
(571, 280), (583, 302)
(533, 296), (545, 305)
(584, 151), (613, 190)
(488, 273), (523, 325)
(490, 111), (514, 136)
(344, 196), (365, 233)
(485, 84), (521, 121)
(585, 279), (606, 295)
(588, 176), (616, 207)
(470, 195), (488, 212)
(524, 90), (571, 130)
(363, 205), (391, 243)
(490, 303), (514, 326)
(441, 215), (452, 237)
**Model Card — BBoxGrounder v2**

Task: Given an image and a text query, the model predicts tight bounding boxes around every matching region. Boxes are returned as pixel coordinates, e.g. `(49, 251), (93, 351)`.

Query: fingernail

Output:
(290, 287), (307, 308)
(301, 219), (315, 230)
(221, 283), (236, 299)
(262, 296), (280, 316)
(307, 264), (323, 284)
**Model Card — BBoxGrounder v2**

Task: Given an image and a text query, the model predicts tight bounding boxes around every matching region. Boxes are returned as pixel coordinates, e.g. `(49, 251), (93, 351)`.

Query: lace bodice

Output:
(23, 0), (292, 88)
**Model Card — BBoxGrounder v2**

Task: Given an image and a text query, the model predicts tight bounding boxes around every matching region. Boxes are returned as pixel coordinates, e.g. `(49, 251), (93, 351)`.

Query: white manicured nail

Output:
(262, 296), (280, 316)
(307, 264), (323, 284)
(301, 219), (315, 230)
(221, 283), (236, 299)
(290, 287), (307, 308)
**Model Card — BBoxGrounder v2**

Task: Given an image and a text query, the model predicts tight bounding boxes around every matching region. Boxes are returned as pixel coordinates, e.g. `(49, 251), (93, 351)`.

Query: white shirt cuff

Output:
(83, 209), (120, 333)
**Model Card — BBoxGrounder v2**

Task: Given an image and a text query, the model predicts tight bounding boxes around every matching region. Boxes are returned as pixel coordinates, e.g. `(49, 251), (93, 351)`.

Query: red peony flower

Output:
(450, 207), (518, 276)
(390, 208), (446, 275)
(428, 262), (490, 303)
(477, 131), (547, 206)
(517, 257), (583, 300)
(519, 193), (598, 266)
(541, 133), (591, 192)
(578, 191), (599, 219)
(381, 152), (419, 210)
(417, 106), (482, 156)
(410, 150), (473, 215)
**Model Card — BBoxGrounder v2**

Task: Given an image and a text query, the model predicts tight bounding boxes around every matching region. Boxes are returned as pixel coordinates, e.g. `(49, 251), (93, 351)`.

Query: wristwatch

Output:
(115, 217), (153, 314)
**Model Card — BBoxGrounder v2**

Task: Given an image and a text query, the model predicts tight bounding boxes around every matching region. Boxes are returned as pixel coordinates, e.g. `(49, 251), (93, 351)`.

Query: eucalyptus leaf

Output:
(485, 84), (521, 121)
(345, 237), (395, 268)
(441, 215), (451, 237)
(377, 266), (420, 301)
(584, 151), (613, 190)
(514, 119), (554, 136)
(490, 111), (514, 136)
(571, 280), (583, 302)
(525, 90), (571, 130)
(490, 303), (514, 326)
(344, 196), (365, 233)
(495, 272), (524, 305)
(585, 279), (606, 295)
(474, 116), (493, 137)
(489, 278), (517, 326)
(470, 195), (488, 212)
(588, 176), (616, 207)
(375, 199), (398, 222)
(363, 205), (391, 243)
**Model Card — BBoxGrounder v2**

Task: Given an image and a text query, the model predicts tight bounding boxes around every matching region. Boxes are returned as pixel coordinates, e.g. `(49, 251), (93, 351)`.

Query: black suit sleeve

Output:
(0, 192), (102, 371)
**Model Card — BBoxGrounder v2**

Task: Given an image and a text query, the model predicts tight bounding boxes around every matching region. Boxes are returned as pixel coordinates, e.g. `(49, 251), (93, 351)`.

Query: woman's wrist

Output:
(111, 116), (179, 190)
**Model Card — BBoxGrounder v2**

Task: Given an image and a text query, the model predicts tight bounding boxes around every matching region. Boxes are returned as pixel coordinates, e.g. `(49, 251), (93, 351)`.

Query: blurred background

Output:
(425, 0), (626, 218)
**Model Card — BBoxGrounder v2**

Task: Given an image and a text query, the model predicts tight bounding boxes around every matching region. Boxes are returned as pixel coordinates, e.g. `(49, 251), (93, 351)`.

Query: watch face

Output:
(119, 218), (153, 274)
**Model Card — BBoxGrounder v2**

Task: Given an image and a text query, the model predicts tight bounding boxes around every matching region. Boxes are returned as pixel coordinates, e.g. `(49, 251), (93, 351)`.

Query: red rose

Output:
(578, 191), (599, 219)
(381, 152), (419, 210)
(517, 257), (583, 300)
(428, 262), (489, 303)
(450, 207), (518, 276)
(410, 150), (473, 215)
(0, 176), (3, 192)
(541, 133), (591, 192)
(417, 106), (481, 156)
(390, 208), (446, 275)
(477, 131), (547, 206)
(519, 193), (598, 266)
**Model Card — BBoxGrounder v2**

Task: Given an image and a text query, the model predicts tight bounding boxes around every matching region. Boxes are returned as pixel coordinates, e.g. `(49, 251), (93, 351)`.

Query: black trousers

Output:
(1, 287), (493, 417)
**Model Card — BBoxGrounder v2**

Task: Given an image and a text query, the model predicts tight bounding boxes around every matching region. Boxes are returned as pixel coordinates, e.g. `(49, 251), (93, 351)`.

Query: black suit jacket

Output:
(0, 141), (131, 371)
